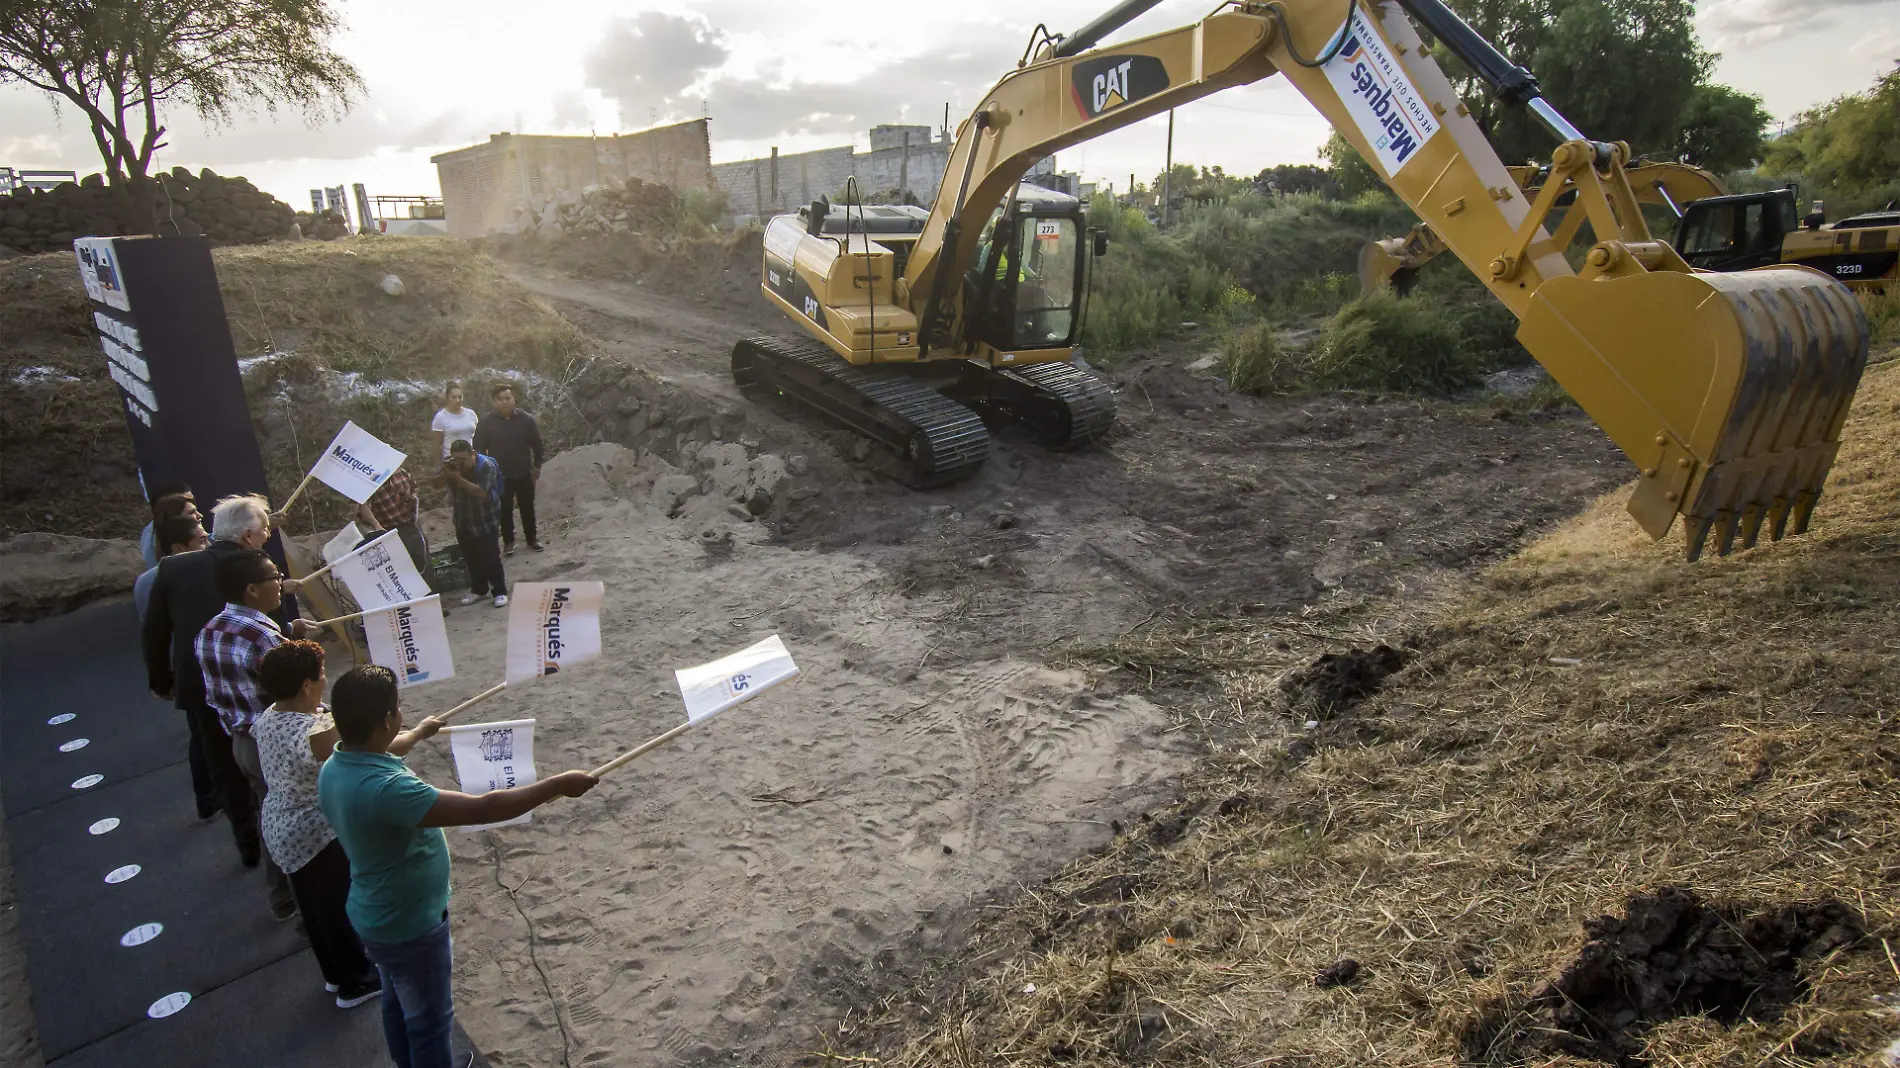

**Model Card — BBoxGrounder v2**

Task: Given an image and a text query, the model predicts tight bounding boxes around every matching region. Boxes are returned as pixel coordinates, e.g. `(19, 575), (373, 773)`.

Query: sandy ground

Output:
(374, 445), (1193, 1067)
(0, 260), (1632, 1068)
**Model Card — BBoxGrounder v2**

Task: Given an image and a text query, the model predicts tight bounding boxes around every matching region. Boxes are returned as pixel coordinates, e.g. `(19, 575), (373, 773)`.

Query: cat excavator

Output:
(733, 0), (1870, 561)
(1362, 163), (1900, 294)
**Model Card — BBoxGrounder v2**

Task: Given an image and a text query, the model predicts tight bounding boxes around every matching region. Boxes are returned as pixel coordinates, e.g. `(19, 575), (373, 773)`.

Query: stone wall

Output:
(432, 120), (715, 239)
(0, 168), (297, 254)
(712, 129), (1057, 221)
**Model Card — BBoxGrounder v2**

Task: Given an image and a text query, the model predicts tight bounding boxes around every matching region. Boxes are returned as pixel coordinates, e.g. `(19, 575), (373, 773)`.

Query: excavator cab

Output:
(962, 183), (1090, 354)
(1674, 190), (1799, 272)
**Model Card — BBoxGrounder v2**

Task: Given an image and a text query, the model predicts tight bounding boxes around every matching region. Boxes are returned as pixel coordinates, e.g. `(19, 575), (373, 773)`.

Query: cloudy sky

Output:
(2, 0), (1895, 209)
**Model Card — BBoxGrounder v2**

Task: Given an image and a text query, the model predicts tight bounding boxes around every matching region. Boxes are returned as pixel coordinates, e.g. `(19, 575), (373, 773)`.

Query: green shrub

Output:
(1222, 322), (1303, 395)
(1308, 291), (1478, 393)
(1864, 287), (1900, 353)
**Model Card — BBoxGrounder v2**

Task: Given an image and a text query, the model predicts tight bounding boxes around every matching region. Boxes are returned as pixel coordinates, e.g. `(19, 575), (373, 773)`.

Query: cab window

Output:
(1011, 217), (1079, 347)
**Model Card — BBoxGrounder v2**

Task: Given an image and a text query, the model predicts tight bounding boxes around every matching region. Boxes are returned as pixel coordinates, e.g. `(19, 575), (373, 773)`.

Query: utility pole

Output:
(1161, 109), (1175, 225)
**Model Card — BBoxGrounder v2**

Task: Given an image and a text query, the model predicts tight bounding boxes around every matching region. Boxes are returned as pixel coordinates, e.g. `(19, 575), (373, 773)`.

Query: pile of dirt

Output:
(825, 361), (1900, 1066)
(490, 227), (763, 311)
(1278, 643), (1409, 717)
(0, 534), (142, 623)
(508, 177), (694, 240)
(0, 169), (297, 254)
(1463, 888), (1865, 1066)
(0, 239), (587, 544)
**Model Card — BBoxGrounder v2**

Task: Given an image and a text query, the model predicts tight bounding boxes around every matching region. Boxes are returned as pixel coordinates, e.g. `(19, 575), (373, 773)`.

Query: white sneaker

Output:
(324, 982), (339, 993)
(493, 594), (509, 607)
(460, 594), (480, 606)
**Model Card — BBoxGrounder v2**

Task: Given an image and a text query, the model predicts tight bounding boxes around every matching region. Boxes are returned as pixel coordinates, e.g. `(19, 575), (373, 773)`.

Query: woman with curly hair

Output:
(255, 640), (441, 1008)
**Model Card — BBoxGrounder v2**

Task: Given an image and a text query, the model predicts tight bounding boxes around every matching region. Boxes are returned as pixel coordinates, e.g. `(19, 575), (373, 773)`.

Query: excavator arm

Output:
(1359, 160), (1730, 294)
(904, 0), (1869, 560)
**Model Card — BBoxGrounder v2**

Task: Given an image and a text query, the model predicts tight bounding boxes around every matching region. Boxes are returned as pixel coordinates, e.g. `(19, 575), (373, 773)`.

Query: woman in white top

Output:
(254, 639), (441, 1007)
(430, 381), (479, 463)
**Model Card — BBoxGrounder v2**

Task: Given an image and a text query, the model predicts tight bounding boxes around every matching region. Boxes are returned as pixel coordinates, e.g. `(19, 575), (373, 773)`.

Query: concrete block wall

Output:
(432, 119), (714, 238)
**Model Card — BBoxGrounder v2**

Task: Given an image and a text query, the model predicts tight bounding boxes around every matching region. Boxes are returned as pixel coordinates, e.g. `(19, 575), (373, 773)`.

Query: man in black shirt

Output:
(473, 384), (545, 555)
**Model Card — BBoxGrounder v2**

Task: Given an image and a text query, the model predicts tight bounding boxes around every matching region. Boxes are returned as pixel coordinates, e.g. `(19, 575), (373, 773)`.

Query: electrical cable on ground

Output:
(489, 837), (575, 1068)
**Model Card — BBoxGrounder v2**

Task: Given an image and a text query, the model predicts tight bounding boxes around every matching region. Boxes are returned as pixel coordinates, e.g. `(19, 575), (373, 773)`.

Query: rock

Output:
(1315, 958), (1361, 988)
(1484, 364), (1549, 398)
(786, 454), (809, 476)
(744, 486), (773, 515)
(1186, 353), (1221, 372)
(378, 274), (406, 296)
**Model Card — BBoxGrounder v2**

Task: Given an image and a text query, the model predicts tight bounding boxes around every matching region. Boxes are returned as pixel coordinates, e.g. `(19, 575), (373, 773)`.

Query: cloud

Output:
(583, 12), (730, 125)
(1697, 0), (1890, 51)
(583, 10), (1016, 143)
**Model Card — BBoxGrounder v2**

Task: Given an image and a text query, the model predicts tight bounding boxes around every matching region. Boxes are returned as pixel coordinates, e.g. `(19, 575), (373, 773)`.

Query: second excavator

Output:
(733, 0), (1869, 561)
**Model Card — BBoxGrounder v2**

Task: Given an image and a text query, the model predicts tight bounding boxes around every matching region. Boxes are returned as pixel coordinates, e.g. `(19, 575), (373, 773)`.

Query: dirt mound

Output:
(0, 534), (141, 623)
(1463, 888), (1865, 1066)
(0, 240), (587, 544)
(1278, 643), (1409, 717)
(490, 227), (763, 311)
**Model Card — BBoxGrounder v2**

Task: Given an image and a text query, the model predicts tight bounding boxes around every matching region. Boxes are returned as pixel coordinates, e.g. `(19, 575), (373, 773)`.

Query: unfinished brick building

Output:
(432, 119), (714, 238)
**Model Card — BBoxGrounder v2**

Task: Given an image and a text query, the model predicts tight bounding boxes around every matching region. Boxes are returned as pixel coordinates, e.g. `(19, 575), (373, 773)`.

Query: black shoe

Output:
(335, 978), (383, 1009)
(196, 804), (221, 821)
(528, 540), (544, 552)
(503, 540), (516, 557)
(239, 846), (261, 869)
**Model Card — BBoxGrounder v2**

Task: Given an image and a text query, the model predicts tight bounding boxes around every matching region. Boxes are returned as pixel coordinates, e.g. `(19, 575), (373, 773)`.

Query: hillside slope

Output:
(841, 356), (1900, 1067)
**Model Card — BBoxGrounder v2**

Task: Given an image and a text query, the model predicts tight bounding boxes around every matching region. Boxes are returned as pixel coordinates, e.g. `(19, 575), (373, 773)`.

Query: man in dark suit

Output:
(143, 493), (298, 883)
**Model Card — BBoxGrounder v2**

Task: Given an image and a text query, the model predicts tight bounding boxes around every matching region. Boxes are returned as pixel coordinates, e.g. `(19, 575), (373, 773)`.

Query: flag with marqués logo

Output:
(362, 595), (454, 689)
(504, 582), (604, 685)
(675, 634), (799, 724)
(331, 529), (431, 611)
(444, 719), (536, 831)
(312, 421), (406, 504)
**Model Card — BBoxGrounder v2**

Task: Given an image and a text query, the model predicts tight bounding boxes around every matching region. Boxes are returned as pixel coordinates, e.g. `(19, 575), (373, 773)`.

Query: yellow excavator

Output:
(1362, 163), (1900, 294)
(733, 0), (1869, 561)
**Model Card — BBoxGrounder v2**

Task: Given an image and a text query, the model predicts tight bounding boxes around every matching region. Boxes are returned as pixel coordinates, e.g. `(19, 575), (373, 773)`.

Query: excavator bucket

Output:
(1358, 236), (1413, 295)
(1518, 265), (1869, 561)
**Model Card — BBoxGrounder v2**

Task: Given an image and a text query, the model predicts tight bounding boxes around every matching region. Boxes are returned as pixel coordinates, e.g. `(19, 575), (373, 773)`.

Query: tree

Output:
(1425, 0), (1708, 164)
(0, 0), (360, 227)
(1319, 132), (1382, 198)
(1670, 83), (1770, 173)
(1763, 64), (1900, 215)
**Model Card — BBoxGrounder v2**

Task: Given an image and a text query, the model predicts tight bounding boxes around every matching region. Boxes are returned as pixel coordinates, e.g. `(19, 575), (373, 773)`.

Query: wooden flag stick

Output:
(277, 469), (319, 515)
(309, 594), (438, 629)
(298, 527), (396, 585)
(591, 718), (700, 778)
(433, 682), (508, 725)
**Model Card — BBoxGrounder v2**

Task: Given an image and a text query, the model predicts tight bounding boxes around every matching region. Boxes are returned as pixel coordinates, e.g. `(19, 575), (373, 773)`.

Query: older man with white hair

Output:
(143, 493), (305, 918)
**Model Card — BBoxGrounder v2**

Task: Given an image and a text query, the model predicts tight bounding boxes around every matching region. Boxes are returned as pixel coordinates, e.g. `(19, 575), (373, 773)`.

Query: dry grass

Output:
(838, 363), (1900, 1066)
(215, 236), (585, 377)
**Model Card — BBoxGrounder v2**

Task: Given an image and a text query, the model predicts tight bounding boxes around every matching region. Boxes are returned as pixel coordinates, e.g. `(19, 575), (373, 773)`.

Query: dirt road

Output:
(423, 263), (1633, 1067)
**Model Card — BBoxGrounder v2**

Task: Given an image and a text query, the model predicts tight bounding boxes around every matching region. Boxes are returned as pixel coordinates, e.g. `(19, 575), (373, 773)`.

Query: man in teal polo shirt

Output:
(319, 666), (597, 1068)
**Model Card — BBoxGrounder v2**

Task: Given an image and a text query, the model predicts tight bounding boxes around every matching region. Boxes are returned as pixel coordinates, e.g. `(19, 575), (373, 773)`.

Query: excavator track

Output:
(990, 361), (1118, 448)
(732, 334), (990, 487)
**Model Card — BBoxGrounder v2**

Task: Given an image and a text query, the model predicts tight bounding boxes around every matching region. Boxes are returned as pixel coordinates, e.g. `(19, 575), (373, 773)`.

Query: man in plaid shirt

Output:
(444, 439), (508, 608)
(196, 548), (318, 919)
(356, 467), (430, 590)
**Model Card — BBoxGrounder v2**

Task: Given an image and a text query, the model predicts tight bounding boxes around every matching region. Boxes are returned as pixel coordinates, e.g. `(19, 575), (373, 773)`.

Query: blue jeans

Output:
(362, 914), (455, 1068)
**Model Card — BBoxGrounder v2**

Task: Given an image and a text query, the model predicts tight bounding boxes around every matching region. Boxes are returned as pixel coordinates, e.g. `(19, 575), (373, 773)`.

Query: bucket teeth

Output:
(1739, 505), (1766, 551)
(1672, 269), (1868, 559)
(1767, 497), (1792, 542)
(1683, 516), (1713, 563)
(1714, 510), (1741, 558)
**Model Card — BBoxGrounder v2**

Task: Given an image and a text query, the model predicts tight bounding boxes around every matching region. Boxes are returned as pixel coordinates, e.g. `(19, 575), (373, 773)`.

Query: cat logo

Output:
(1071, 54), (1170, 118)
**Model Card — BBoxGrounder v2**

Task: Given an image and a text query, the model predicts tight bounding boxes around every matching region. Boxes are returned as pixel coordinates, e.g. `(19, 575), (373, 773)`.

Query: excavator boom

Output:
(897, 0), (1867, 559)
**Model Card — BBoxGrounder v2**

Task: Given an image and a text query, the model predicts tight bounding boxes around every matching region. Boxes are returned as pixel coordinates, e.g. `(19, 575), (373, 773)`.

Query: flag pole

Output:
(433, 682), (508, 724)
(309, 593), (438, 629)
(590, 718), (701, 778)
(277, 469), (319, 516)
(298, 527), (398, 585)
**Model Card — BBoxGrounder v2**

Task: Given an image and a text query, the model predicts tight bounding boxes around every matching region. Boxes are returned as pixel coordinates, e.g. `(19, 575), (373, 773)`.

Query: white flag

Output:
(676, 635), (800, 724)
(322, 522), (363, 565)
(361, 595), (454, 688)
(505, 582), (604, 685)
(331, 529), (431, 610)
(445, 719), (536, 831)
(312, 421), (406, 504)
